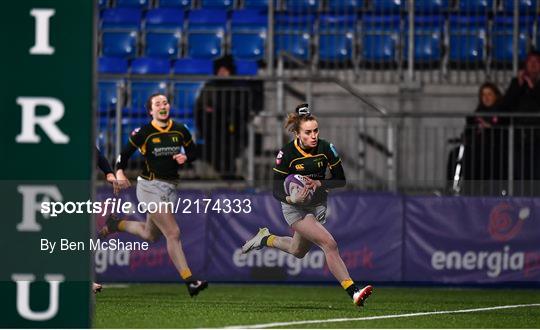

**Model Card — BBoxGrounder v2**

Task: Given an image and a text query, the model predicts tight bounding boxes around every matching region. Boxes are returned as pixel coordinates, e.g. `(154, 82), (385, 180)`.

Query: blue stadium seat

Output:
(370, 0), (403, 12)
(326, 0), (364, 11)
(187, 32), (224, 59)
(98, 56), (129, 73)
(502, 0), (537, 14)
(98, 80), (123, 113)
(101, 31), (138, 59)
(173, 58), (214, 74)
(145, 31), (182, 58)
(232, 33), (266, 60)
(157, 0), (192, 8)
(130, 81), (169, 110)
(285, 0), (320, 12)
(131, 57), (171, 74)
(403, 16), (443, 63)
(244, 0), (270, 9)
(457, 0), (494, 13)
(231, 9), (267, 30)
(318, 14), (356, 61)
(235, 60), (259, 75)
(200, 0), (234, 9)
(492, 16), (532, 63)
(361, 15), (400, 63)
(274, 13), (315, 60)
(172, 82), (204, 117)
(101, 8), (142, 30)
(413, 0), (449, 12)
(145, 8), (184, 31)
(448, 15), (487, 63)
(115, 0), (150, 9)
(187, 9), (228, 31)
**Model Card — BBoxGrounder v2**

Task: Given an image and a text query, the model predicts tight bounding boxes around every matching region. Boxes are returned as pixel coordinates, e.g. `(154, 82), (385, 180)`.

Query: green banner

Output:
(0, 0), (93, 327)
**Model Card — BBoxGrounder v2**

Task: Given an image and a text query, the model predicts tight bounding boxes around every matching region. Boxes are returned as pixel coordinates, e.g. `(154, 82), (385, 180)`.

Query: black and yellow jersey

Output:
(272, 138), (346, 206)
(116, 119), (196, 181)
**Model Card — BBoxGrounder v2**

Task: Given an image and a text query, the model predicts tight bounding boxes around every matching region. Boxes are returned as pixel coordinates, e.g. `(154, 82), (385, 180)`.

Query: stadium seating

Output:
(172, 82), (203, 117)
(173, 58), (214, 74)
(274, 13), (315, 61)
(101, 31), (138, 59)
(448, 15), (487, 64)
(145, 8), (185, 31)
(413, 0), (449, 13)
(235, 60), (259, 75)
(501, 0), (538, 14)
(457, 0), (494, 13)
(144, 32), (182, 58)
(200, 0), (234, 10)
(318, 14), (356, 62)
(98, 57), (129, 74)
(285, 0), (320, 12)
(156, 0), (192, 8)
(403, 15), (443, 63)
(244, 0), (270, 10)
(361, 15), (400, 64)
(231, 9), (268, 61)
(326, 0), (365, 12)
(115, 0), (150, 9)
(98, 80), (123, 113)
(101, 8), (142, 30)
(187, 9), (227, 59)
(131, 57), (171, 74)
(491, 15), (532, 63)
(370, 0), (403, 12)
(99, 0), (108, 10)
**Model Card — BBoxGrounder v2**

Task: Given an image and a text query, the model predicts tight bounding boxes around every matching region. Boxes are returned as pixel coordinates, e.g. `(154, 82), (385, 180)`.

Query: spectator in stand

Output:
(498, 51), (540, 193)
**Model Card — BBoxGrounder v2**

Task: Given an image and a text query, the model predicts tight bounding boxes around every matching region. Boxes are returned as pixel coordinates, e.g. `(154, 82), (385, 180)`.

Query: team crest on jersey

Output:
(131, 127), (141, 136)
(330, 143), (339, 157)
(276, 150), (283, 165)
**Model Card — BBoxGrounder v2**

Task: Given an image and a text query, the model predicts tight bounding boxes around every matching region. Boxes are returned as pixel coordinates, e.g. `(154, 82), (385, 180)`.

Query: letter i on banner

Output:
(0, 0), (93, 327)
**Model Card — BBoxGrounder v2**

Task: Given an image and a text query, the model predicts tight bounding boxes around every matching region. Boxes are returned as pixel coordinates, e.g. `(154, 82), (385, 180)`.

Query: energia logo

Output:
(488, 203), (529, 242)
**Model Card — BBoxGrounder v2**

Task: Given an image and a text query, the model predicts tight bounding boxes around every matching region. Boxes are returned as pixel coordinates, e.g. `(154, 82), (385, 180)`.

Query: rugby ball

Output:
(284, 174), (314, 202)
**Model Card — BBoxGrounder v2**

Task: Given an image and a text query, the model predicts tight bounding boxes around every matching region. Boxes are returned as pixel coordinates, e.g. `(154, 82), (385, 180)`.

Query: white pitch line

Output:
(224, 303), (540, 329)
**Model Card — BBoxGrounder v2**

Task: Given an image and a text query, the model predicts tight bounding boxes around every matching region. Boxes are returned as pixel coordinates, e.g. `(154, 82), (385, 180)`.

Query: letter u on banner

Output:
(11, 274), (65, 321)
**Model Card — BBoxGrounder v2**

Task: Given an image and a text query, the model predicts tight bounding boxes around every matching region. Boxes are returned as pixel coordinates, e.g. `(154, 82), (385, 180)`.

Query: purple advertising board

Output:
(404, 197), (540, 283)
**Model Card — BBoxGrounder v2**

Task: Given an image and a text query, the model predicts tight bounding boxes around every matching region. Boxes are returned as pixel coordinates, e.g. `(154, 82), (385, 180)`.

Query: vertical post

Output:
(276, 54), (285, 149)
(267, 0), (274, 77)
(247, 119), (255, 185)
(407, 0), (415, 82)
(512, 0), (519, 75)
(508, 122), (514, 196)
(387, 119), (397, 192)
(115, 82), (124, 159)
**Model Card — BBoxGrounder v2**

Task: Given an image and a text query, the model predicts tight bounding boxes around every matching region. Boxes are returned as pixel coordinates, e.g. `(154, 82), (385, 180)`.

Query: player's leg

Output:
(292, 215), (373, 306)
(99, 214), (161, 242)
(150, 212), (208, 297)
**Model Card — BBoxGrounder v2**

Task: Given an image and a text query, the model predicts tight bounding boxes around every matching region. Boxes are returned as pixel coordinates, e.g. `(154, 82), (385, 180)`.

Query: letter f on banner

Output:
(11, 274), (65, 321)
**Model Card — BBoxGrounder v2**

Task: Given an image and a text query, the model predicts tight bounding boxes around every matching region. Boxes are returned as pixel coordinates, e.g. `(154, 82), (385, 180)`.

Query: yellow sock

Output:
(180, 268), (192, 280)
(117, 220), (126, 231)
(267, 235), (276, 247)
(341, 278), (354, 290)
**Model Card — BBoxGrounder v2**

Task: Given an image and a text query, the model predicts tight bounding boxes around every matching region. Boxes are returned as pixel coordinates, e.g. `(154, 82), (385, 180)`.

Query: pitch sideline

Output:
(224, 303), (540, 329)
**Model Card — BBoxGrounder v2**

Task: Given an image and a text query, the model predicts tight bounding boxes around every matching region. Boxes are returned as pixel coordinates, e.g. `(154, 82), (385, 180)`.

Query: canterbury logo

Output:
(152, 137), (161, 143)
(295, 164), (305, 170)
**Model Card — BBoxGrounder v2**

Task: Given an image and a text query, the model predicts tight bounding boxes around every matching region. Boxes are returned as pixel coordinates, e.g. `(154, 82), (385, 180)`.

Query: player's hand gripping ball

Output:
(284, 174), (314, 204)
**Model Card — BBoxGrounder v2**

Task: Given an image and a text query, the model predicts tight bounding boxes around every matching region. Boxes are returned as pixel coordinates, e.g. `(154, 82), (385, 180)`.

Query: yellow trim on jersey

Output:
(288, 153), (328, 168)
(128, 138), (138, 149)
(294, 139), (312, 157)
(273, 168), (288, 175)
(151, 119), (173, 132)
(184, 138), (193, 147)
(329, 159), (342, 169)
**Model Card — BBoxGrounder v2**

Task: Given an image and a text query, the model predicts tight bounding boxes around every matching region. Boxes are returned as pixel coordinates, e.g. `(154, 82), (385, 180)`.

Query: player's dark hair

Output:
(285, 103), (317, 133)
(145, 92), (168, 116)
(478, 82), (501, 104)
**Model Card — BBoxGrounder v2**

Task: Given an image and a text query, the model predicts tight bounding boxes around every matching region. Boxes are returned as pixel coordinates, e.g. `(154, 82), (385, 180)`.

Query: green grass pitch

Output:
(94, 284), (540, 328)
